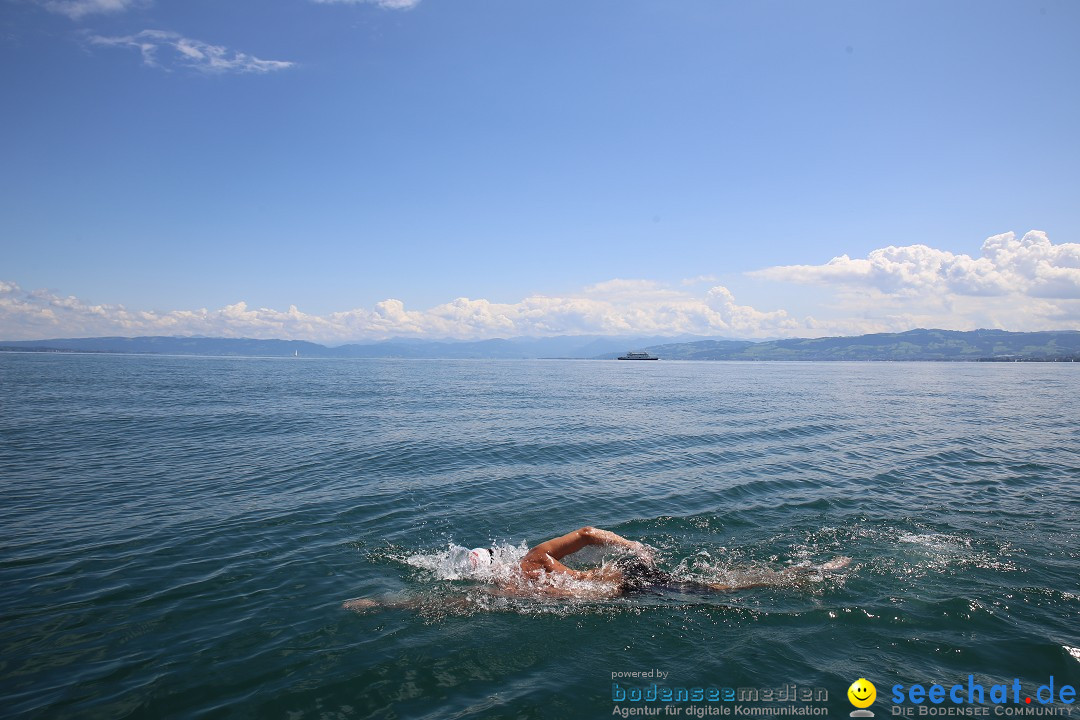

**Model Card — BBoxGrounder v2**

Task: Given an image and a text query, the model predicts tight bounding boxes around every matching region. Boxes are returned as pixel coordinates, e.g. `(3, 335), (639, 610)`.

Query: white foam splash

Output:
(898, 532), (971, 550)
(405, 541), (528, 581)
(402, 542), (645, 600)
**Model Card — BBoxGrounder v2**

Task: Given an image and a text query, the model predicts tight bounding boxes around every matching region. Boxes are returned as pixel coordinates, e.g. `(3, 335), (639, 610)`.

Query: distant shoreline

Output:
(3, 347), (1078, 363)
(3, 328), (1080, 362)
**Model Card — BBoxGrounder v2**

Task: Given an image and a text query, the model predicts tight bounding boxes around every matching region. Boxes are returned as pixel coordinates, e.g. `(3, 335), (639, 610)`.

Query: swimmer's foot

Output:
(706, 582), (736, 592)
(342, 597), (381, 611)
(343, 595), (431, 612)
(819, 556), (852, 572)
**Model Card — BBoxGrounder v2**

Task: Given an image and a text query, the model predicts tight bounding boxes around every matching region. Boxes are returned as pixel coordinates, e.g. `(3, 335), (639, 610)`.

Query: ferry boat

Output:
(618, 351), (658, 360)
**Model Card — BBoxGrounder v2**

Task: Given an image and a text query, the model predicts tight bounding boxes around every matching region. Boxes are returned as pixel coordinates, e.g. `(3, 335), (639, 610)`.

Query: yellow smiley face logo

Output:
(848, 678), (876, 708)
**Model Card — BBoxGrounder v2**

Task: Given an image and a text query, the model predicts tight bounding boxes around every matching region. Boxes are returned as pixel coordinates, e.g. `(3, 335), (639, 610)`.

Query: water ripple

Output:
(2, 355), (1079, 718)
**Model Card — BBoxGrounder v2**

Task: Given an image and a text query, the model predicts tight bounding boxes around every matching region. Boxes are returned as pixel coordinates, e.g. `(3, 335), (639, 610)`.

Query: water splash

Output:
(404, 541), (528, 582)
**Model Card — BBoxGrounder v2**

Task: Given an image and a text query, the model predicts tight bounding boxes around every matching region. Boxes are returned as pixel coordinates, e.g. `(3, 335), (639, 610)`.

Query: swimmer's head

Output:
(614, 555), (670, 590)
(468, 548), (493, 569)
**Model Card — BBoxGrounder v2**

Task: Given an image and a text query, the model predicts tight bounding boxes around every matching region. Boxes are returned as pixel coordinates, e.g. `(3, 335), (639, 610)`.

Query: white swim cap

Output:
(468, 548), (492, 569)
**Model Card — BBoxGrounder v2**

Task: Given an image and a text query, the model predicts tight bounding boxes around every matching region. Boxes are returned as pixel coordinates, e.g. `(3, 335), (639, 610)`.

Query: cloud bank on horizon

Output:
(3, 231), (1077, 343)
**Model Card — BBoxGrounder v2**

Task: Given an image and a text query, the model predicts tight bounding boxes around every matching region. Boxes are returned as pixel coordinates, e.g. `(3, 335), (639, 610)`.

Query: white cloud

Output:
(4, 232), (1077, 344)
(982, 231), (1080, 299)
(35, 0), (143, 20)
(753, 231), (1080, 299)
(0, 280), (813, 343)
(310, 0), (421, 9)
(89, 30), (294, 74)
(749, 230), (1080, 332)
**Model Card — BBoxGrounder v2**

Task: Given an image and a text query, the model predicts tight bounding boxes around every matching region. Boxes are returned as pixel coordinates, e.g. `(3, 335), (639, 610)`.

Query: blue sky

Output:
(1, 0), (1078, 342)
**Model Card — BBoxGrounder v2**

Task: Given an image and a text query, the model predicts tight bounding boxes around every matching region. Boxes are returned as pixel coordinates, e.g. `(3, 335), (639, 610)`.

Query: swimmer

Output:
(514, 526), (848, 594)
(343, 526), (851, 611)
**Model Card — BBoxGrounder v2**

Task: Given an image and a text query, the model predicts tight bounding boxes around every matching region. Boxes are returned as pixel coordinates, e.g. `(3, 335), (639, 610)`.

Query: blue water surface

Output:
(1, 354), (1078, 719)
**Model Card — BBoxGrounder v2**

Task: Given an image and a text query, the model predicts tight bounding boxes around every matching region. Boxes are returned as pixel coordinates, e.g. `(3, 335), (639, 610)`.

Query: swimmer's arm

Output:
(524, 526), (650, 562)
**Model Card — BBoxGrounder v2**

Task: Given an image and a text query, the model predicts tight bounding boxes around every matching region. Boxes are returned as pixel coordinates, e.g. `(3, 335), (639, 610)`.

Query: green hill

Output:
(602, 329), (1080, 361)
(4, 329), (1080, 361)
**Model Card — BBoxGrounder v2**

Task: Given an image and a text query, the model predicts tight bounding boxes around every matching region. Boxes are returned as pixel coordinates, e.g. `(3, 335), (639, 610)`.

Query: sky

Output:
(1, 0), (1078, 343)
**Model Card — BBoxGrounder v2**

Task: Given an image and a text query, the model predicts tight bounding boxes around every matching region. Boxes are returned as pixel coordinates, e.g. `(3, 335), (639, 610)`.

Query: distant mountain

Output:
(0, 334), (705, 359)
(4, 329), (1079, 361)
(595, 329), (1080, 361)
(0, 336), (335, 357)
(329, 334), (709, 359)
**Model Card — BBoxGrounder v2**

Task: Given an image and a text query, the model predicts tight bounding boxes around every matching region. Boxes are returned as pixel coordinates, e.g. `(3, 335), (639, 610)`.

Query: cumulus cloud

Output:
(749, 230), (1080, 332)
(34, 0), (143, 20)
(0, 280), (810, 343)
(310, 0), (421, 9)
(5, 232), (1077, 344)
(753, 231), (1080, 299)
(88, 30), (294, 74)
(982, 231), (1080, 299)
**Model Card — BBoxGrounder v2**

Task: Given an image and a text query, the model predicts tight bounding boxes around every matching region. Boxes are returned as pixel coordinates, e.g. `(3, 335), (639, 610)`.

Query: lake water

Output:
(2, 354), (1078, 719)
